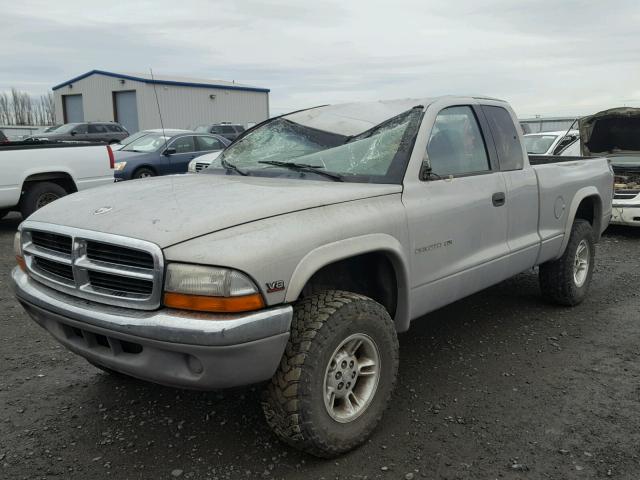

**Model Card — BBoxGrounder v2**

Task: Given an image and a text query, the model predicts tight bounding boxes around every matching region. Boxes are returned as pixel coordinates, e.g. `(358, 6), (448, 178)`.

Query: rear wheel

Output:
(133, 167), (156, 179)
(20, 182), (67, 218)
(539, 219), (595, 306)
(262, 290), (399, 457)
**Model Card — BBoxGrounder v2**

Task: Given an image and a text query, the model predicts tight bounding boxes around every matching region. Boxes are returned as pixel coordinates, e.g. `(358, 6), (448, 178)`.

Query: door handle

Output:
(492, 192), (506, 207)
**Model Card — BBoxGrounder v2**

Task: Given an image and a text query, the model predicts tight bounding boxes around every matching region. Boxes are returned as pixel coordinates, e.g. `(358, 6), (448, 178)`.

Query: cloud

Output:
(1, 0), (639, 117)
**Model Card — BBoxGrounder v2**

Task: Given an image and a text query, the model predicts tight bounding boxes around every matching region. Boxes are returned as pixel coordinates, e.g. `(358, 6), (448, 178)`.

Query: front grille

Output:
(31, 231), (72, 254)
(22, 224), (164, 310)
(614, 189), (640, 200)
(88, 271), (153, 295)
(87, 241), (154, 269)
(34, 257), (74, 281)
(195, 162), (209, 172)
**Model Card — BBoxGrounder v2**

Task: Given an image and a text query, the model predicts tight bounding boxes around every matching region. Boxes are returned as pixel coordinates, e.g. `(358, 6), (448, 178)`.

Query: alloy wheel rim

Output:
(36, 192), (60, 209)
(573, 239), (590, 287)
(323, 333), (380, 423)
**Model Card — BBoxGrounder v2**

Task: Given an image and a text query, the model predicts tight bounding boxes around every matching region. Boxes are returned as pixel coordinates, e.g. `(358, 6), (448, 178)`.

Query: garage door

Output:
(63, 94), (84, 123)
(114, 91), (139, 133)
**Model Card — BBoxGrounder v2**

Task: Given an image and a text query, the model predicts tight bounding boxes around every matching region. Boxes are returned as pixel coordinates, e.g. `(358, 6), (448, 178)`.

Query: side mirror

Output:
(70, 130), (77, 136)
(163, 148), (177, 156)
(419, 152), (433, 181)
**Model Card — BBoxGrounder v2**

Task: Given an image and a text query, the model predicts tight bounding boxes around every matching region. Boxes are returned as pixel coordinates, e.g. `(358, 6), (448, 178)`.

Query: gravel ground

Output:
(1, 212), (640, 480)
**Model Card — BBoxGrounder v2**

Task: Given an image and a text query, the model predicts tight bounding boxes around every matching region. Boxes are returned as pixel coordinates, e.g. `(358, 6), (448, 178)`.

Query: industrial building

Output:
(52, 70), (270, 133)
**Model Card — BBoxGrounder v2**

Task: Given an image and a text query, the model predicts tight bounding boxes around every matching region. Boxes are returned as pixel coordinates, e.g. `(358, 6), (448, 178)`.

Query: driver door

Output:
(403, 105), (510, 318)
(166, 136), (197, 173)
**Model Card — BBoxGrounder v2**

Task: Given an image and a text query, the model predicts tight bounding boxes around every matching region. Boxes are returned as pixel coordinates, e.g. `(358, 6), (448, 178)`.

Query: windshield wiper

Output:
(258, 160), (343, 181)
(221, 157), (248, 176)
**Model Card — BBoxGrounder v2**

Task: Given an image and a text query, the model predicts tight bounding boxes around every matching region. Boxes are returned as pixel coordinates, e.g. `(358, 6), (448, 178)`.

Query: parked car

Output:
(523, 130), (579, 156)
(42, 125), (62, 133)
(26, 122), (129, 144)
(195, 123), (245, 141)
(11, 96), (612, 457)
(187, 150), (223, 172)
(0, 141), (115, 218)
(113, 132), (230, 180)
(111, 129), (192, 151)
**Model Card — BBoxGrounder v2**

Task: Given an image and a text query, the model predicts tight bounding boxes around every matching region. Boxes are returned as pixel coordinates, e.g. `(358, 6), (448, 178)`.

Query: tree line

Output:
(0, 88), (55, 126)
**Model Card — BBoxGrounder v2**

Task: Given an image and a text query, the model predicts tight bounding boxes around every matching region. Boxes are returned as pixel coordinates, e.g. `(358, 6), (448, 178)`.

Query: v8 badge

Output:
(265, 280), (285, 293)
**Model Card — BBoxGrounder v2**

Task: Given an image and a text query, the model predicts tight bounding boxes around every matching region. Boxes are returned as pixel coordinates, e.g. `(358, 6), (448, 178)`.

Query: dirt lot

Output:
(1, 212), (640, 480)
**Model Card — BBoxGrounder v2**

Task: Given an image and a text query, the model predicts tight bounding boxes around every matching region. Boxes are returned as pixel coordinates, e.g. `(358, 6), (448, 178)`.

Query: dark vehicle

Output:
(26, 122), (129, 143)
(113, 132), (230, 180)
(0, 130), (9, 144)
(195, 123), (245, 141)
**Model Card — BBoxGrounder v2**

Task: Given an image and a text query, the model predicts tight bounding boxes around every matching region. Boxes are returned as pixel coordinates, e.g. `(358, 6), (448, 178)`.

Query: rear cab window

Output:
(481, 106), (524, 171)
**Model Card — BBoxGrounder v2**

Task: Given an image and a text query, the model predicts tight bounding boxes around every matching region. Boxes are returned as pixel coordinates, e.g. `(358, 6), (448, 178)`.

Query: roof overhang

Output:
(52, 70), (270, 94)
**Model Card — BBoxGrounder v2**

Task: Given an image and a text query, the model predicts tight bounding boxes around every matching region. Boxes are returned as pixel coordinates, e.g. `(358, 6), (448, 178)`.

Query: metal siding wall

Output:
(137, 84), (269, 130)
(53, 73), (269, 130)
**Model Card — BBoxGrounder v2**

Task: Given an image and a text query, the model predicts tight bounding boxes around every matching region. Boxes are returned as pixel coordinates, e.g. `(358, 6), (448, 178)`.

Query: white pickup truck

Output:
(12, 96), (613, 457)
(0, 142), (115, 219)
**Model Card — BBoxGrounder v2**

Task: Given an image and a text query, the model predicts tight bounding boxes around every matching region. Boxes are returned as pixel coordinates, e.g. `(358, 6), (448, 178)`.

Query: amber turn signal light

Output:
(163, 292), (265, 313)
(16, 255), (26, 272)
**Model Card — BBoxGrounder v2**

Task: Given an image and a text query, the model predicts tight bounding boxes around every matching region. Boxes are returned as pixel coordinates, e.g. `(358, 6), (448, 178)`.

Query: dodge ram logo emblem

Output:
(93, 206), (113, 215)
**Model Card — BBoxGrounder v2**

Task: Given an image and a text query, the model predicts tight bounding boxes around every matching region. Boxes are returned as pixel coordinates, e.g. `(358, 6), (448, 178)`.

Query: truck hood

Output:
(580, 107), (640, 156)
(27, 174), (401, 248)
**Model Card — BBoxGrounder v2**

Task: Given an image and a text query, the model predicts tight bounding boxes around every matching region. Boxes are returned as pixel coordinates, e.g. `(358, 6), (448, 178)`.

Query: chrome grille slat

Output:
(23, 244), (72, 264)
(75, 257), (155, 280)
(20, 222), (164, 310)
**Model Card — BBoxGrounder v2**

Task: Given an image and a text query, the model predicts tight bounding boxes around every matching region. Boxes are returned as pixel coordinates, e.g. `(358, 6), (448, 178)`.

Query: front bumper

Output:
(611, 205), (640, 226)
(11, 267), (292, 389)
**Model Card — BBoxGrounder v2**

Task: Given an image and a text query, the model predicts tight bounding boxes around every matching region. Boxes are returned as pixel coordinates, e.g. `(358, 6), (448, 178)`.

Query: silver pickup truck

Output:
(11, 96), (613, 457)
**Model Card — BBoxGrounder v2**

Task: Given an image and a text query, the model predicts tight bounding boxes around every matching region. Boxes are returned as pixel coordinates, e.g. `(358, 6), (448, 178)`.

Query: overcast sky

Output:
(2, 0), (639, 118)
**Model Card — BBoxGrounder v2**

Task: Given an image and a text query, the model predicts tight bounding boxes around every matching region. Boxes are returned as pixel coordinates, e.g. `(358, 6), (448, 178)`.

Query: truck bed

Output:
(528, 155), (594, 165)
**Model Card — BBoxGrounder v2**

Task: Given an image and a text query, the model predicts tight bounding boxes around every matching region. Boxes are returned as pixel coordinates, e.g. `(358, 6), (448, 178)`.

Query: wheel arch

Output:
(557, 187), (603, 258)
(21, 171), (78, 195)
(284, 234), (411, 332)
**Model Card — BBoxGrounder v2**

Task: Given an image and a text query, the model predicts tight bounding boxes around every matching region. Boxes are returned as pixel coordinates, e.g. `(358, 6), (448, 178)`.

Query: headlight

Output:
(163, 263), (264, 313)
(188, 159), (197, 173)
(14, 230), (26, 271)
(114, 162), (127, 171)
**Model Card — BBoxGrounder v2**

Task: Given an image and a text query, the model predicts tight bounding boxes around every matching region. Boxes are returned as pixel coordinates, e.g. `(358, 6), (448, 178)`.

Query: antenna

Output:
(150, 68), (169, 154)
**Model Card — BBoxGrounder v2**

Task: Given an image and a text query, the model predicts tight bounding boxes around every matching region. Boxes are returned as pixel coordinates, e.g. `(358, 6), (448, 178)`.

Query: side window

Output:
(170, 136), (195, 153)
(234, 126), (245, 133)
(196, 136), (223, 151)
(74, 124), (88, 134)
(482, 106), (524, 170)
(221, 125), (235, 134)
(88, 124), (108, 133)
(210, 126), (223, 134)
(427, 106), (490, 177)
(106, 125), (122, 132)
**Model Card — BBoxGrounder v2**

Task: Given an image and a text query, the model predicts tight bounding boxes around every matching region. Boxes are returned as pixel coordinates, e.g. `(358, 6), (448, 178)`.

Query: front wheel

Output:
(133, 167), (156, 179)
(539, 219), (595, 306)
(262, 290), (399, 458)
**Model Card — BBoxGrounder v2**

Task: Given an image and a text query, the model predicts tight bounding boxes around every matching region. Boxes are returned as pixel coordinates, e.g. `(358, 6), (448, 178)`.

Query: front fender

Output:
(285, 233), (412, 331)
